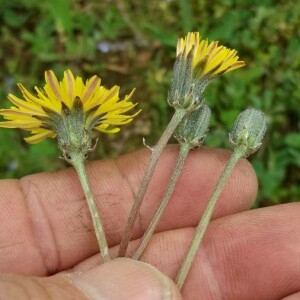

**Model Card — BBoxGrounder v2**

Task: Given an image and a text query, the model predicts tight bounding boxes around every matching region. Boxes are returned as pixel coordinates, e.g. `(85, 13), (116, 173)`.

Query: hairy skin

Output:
(0, 145), (299, 299)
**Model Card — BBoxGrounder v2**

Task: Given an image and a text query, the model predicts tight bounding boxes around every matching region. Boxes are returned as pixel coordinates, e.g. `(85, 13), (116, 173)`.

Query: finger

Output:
(74, 203), (300, 300)
(0, 258), (181, 300)
(0, 146), (257, 275)
(282, 293), (300, 300)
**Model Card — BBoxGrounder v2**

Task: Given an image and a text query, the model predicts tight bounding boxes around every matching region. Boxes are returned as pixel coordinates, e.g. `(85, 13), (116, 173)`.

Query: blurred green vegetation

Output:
(0, 0), (299, 206)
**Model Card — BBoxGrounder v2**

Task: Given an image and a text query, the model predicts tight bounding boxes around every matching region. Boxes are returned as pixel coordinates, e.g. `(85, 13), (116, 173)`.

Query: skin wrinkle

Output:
(113, 157), (138, 208)
(138, 261), (175, 300)
(114, 152), (153, 239)
(200, 226), (242, 299)
(174, 231), (221, 299)
(208, 149), (257, 215)
(0, 180), (43, 275)
(77, 201), (94, 234)
(19, 177), (61, 276)
(0, 275), (90, 300)
(0, 241), (26, 251)
(202, 218), (253, 299)
(67, 162), (118, 248)
(87, 159), (137, 246)
(95, 193), (125, 246)
(210, 205), (300, 299)
(114, 152), (148, 236)
(136, 147), (181, 235)
(0, 276), (32, 300)
(200, 245), (223, 300)
(113, 155), (157, 250)
(29, 277), (53, 300)
(283, 292), (300, 300)
(50, 277), (90, 300)
(234, 159), (258, 210)
(33, 276), (85, 300)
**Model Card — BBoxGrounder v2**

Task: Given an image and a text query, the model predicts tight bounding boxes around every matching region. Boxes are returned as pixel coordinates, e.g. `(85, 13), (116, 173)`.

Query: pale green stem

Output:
(132, 142), (190, 260)
(118, 108), (187, 257)
(176, 147), (246, 290)
(70, 151), (110, 262)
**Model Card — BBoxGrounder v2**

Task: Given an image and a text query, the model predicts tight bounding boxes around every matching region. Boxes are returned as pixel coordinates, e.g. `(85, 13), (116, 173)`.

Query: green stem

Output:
(132, 143), (190, 260)
(118, 108), (187, 257)
(71, 152), (110, 262)
(176, 148), (245, 290)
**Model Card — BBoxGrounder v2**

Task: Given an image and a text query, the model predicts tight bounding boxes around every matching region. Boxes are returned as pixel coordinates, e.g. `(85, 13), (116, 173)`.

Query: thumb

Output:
(0, 258), (182, 300)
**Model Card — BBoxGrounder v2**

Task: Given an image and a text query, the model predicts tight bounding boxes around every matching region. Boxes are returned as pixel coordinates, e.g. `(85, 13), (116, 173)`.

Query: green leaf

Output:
(48, 0), (74, 37)
(285, 133), (300, 149)
(144, 23), (178, 47)
(179, 0), (194, 32)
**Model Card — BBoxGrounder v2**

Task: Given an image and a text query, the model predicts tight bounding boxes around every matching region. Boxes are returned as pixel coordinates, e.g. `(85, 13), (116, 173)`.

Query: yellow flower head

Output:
(168, 32), (245, 111)
(0, 70), (139, 145)
(176, 32), (245, 77)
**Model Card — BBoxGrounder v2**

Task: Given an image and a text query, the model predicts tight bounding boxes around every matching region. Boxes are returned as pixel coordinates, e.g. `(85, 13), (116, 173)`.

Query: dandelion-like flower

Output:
(168, 32), (245, 110)
(0, 70), (139, 260)
(0, 70), (139, 159)
(176, 32), (245, 77)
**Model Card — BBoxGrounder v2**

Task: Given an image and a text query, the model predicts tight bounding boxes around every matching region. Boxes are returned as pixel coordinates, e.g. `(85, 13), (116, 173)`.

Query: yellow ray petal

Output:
(60, 69), (75, 108)
(94, 123), (120, 133)
(34, 87), (61, 113)
(81, 75), (101, 103)
(0, 120), (41, 129)
(100, 117), (133, 125)
(0, 109), (36, 117)
(8, 94), (46, 116)
(74, 76), (84, 98)
(224, 61), (246, 73)
(45, 70), (63, 102)
(24, 129), (56, 144)
(18, 84), (47, 107)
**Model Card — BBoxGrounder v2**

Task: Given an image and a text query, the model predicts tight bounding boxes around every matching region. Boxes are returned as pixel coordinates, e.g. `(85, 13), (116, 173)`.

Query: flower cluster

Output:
(0, 32), (267, 288)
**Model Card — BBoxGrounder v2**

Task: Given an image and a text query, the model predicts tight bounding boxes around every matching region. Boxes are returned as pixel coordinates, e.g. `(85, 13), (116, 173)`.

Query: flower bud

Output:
(229, 108), (267, 156)
(174, 103), (211, 148)
(167, 32), (245, 113)
(167, 50), (196, 110)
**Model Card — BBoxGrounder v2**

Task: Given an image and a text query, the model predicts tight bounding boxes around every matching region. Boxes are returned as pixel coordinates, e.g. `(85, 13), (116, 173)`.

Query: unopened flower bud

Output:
(174, 103), (211, 148)
(229, 108), (267, 156)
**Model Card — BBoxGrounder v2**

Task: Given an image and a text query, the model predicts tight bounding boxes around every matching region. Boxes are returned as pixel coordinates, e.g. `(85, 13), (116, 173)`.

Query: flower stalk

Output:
(175, 146), (245, 290)
(132, 103), (212, 260)
(70, 151), (111, 262)
(176, 108), (267, 289)
(132, 142), (190, 260)
(118, 107), (187, 257)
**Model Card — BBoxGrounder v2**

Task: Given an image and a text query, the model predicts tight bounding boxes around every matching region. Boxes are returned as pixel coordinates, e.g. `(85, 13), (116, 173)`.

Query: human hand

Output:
(0, 146), (299, 299)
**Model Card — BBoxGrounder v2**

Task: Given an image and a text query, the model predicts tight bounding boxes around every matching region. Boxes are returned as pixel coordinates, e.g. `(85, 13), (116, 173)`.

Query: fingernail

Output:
(71, 258), (182, 300)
